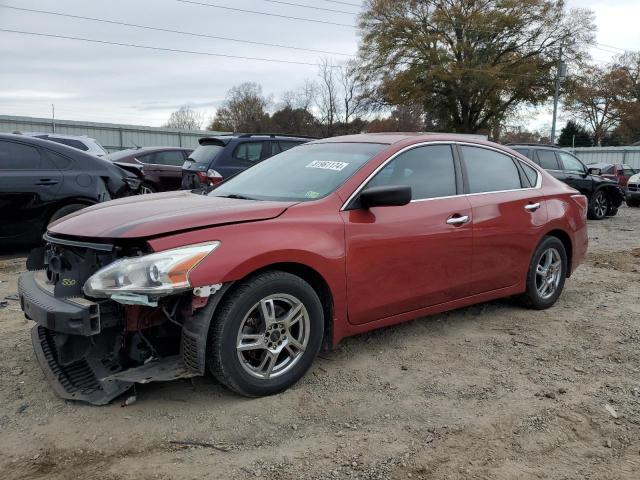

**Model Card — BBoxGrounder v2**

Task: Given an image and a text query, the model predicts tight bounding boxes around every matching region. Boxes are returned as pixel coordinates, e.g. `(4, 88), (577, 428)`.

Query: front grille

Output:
(37, 326), (102, 396)
(629, 183), (639, 192)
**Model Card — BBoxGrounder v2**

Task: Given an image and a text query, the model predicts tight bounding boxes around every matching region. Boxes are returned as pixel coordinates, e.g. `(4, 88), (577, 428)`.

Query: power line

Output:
(0, 28), (338, 67)
(0, 4), (354, 57)
(262, 0), (358, 15)
(176, 0), (355, 28)
(319, 0), (363, 7)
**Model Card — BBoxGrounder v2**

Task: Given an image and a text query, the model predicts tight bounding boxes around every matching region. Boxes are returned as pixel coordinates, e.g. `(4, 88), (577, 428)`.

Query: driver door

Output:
(341, 144), (473, 325)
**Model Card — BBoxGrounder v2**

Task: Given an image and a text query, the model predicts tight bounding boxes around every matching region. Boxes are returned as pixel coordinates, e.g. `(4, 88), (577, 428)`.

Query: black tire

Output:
(48, 203), (87, 226)
(138, 182), (157, 195)
(627, 199), (640, 208)
(606, 205), (619, 216)
(207, 271), (324, 397)
(520, 236), (568, 310)
(587, 190), (608, 220)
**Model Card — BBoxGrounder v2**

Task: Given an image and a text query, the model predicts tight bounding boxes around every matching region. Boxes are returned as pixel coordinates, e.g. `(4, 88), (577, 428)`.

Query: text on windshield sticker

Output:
(305, 160), (349, 171)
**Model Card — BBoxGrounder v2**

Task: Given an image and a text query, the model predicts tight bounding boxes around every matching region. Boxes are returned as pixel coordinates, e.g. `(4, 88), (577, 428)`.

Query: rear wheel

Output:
(606, 204), (619, 216)
(587, 190), (608, 220)
(207, 271), (324, 397)
(138, 182), (157, 195)
(520, 236), (567, 310)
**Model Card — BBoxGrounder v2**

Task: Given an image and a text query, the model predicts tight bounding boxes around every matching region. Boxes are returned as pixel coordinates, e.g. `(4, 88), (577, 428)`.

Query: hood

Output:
(48, 191), (295, 239)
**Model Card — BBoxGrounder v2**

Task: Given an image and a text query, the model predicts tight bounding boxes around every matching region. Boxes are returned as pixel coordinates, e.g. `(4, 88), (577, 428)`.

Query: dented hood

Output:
(48, 191), (295, 239)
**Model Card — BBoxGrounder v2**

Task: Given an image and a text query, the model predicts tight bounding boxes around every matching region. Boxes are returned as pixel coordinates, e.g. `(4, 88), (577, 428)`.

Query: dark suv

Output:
(0, 134), (140, 245)
(509, 144), (624, 219)
(108, 147), (193, 193)
(181, 134), (312, 190)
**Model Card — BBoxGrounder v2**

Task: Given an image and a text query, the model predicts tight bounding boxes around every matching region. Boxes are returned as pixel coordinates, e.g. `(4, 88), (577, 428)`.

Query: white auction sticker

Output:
(305, 160), (349, 171)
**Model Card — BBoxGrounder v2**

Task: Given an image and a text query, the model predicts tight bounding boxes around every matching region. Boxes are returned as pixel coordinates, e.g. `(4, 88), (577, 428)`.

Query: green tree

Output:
(357, 0), (595, 133)
(557, 120), (591, 147)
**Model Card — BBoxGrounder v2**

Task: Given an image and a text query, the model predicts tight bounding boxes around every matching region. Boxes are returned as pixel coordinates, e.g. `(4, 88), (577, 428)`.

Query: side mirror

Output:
(359, 185), (412, 208)
(588, 167), (601, 175)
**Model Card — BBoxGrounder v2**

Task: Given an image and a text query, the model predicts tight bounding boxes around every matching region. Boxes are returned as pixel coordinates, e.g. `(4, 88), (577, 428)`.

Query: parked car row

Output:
(508, 144), (626, 219)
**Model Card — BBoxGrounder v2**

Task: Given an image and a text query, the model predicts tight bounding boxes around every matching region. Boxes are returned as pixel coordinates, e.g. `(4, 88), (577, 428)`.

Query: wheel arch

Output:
(218, 262), (335, 350)
(543, 229), (573, 277)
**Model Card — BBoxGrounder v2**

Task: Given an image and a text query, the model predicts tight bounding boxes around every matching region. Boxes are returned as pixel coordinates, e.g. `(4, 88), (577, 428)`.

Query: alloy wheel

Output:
(139, 185), (154, 195)
(535, 247), (562, 299)
(236, 294), (310, 380)
(593, 192), (607, 218)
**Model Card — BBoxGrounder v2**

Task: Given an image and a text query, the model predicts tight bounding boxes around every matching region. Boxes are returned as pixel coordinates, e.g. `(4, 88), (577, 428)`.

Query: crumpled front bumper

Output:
(18, 270), (202, 405)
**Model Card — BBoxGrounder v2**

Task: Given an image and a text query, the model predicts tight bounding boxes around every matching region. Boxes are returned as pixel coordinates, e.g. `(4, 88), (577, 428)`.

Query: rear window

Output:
(185, 144), (225, 170)
(45, 137), (89, 151)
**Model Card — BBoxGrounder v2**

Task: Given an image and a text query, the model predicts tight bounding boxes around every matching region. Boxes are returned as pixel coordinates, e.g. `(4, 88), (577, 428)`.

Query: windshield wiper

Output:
(217, 193), (259, 201)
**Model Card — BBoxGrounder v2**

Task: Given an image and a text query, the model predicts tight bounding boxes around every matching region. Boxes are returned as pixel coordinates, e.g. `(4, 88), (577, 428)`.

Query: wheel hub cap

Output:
(236, 294), (310, 380)
(535, 247), (562, 300)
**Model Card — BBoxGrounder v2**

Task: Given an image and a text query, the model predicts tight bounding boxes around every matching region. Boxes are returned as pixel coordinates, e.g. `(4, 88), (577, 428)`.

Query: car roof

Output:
(198, 134), (313, 146)
(507, 143), (560, 149)
(311, 132), (496, 148)
(113, 146), (191, 154)
(0, 133), (101, 159)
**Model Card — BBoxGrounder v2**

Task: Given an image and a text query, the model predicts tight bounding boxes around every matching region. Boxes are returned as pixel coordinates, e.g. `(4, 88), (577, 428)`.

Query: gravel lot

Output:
(0, 207), (639, 480)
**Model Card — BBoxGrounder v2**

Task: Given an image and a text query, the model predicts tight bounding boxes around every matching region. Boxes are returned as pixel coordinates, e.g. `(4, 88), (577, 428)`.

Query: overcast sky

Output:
(0, 0), (639, 131)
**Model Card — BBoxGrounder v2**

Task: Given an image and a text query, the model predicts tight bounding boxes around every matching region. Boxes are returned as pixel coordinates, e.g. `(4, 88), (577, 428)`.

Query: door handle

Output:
(35, 179), (59, 186)
(524, 202), (541, 212)
(446, 215), (470, 225)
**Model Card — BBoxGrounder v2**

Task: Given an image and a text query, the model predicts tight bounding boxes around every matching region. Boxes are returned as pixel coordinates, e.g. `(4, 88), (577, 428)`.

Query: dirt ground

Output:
(0, 208), (639, 480)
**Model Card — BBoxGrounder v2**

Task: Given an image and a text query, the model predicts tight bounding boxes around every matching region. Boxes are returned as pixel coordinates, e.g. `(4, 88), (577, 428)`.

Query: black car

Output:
(0, 134), (141, 245)
(508, 144), (625, 220)
(108, 147), (193, 193)
(181, 133), (313, 190)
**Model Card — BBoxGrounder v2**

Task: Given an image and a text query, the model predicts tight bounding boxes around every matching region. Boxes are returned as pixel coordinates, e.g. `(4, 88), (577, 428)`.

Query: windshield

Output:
(211, 142), (386, 201)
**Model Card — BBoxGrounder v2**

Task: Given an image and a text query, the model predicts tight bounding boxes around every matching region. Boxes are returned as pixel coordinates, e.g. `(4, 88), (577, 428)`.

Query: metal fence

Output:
(0, 115), (229, 152)
(566, 147), (640, 169)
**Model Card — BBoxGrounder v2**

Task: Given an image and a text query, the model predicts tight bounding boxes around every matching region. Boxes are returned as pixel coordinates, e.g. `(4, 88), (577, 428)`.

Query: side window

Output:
(536, 150), (560, 170)
(154, 150), (187, 166)
(519, 162), (539, 187)
(43, 149), (72, 170)
(512, 148), (532, 160)
(461, 146), (522, 193)
(233, 142), (263, 162)
(366, 145), (457, 200)
(280, 141), (302, 152)
(137, 153), (155, 165)
(558, 152), (585, 173)
(0, 141), (42, 169)
(48, 138), (89, 151)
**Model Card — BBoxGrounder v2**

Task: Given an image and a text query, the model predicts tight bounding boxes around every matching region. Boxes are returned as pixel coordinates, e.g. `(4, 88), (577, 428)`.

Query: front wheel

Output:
(207, 271), (324, 397)
(587, 190), (608, 220)
(520, 236), (567, 310)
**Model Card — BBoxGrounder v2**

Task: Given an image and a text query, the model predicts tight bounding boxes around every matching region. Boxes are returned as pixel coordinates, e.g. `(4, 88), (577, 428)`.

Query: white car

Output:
(22, 132), (108, 157)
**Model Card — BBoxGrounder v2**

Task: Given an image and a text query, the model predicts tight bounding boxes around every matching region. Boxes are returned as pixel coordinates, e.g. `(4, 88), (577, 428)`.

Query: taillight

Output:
(206, 169), (224, 185)
(571, 194), (588, 219)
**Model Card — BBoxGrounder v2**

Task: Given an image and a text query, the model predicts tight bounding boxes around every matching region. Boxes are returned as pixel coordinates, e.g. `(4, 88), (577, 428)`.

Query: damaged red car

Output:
(18, 134), (588, 404)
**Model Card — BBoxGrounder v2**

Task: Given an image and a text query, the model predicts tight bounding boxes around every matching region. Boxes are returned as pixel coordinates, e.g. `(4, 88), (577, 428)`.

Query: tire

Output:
(606, 205), (619, 217)
(520, 236), (567, 310)
(138, 182), (157, 195)
(48, 203), (87, 225)
(587, 190), (608, 220)
(627, 199), (640, 208)
(207, 271), (324, 397)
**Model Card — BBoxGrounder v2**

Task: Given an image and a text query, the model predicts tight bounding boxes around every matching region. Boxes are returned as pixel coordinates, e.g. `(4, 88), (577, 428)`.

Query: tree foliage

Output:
(209, 82), (271, 132)
(163, 105), (204, 130)
(357, 0), (595, 134)
(557, 120), (591, 147)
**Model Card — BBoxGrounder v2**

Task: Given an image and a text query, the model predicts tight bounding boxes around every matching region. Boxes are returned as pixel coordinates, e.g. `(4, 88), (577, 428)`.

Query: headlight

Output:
(84, 242), (219, 298)
(629, 173), (640, 183)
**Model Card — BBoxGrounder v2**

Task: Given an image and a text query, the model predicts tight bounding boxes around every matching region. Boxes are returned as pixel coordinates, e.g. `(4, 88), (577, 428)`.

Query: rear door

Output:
(459, 145), (548, 294)
(343, 143), (473, 324)
(556, 151), (592, 195)
(0, 140), (62, 240)
(214, 141), (268, 178)
(140, 150), (187, 191)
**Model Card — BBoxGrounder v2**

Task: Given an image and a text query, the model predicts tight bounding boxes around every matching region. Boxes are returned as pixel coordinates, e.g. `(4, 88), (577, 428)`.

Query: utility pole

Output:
(550, 43), (567, 145)
(52, 103), (56, 133)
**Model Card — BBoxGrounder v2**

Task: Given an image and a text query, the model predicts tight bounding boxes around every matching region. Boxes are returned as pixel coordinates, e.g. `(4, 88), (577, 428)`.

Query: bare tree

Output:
(316, 58), (341, 136)
(340, 60), (367, 125)
(163, 105), (204, 130)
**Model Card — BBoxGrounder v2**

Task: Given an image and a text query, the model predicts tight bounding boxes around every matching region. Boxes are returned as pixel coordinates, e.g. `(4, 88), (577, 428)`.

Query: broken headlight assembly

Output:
(83, 242), (220, 298)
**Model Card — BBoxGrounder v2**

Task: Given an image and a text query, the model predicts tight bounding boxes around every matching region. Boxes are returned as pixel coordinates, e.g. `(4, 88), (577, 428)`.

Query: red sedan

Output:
(19, 134), (588, 404)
